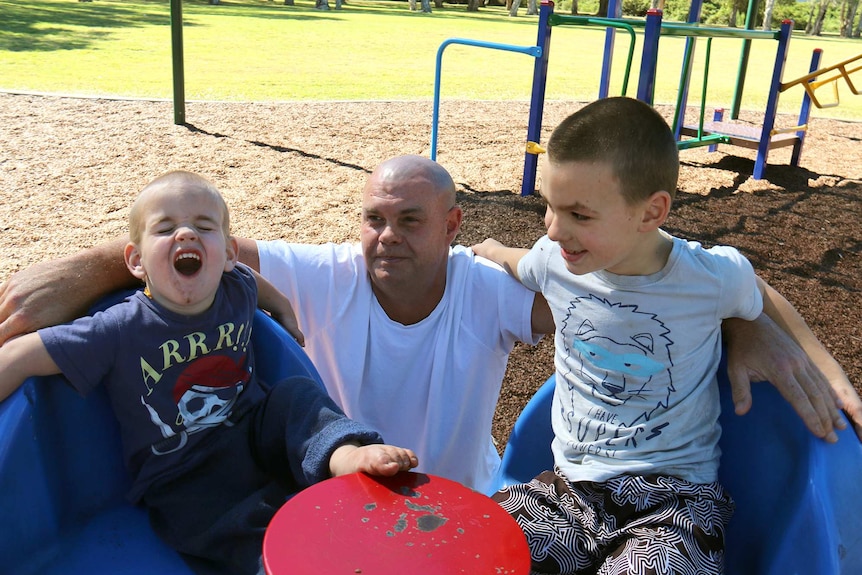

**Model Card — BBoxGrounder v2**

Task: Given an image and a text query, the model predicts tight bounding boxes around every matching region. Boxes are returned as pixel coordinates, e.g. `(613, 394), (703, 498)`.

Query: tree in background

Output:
(840, 0), (860, 36)
(807, 0), (833, 34)
(507, 0), (539, 16)
(408, 0), (433, 11)
(762, 0), (776, 27)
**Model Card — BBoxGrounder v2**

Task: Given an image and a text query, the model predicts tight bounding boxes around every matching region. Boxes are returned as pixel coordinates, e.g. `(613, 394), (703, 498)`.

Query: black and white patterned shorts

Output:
(492, 468), (735, 575)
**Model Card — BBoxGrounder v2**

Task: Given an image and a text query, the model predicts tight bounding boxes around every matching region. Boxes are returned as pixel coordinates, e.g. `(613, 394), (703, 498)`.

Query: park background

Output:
(0, 0), (859, 449)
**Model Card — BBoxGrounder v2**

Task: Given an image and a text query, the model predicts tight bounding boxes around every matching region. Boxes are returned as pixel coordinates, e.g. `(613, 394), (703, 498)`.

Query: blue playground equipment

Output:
(0, 293), (323, 575)
(431, 0), (859, 192)
(488, 357), (862, 575)
(4, 292), (862, 573)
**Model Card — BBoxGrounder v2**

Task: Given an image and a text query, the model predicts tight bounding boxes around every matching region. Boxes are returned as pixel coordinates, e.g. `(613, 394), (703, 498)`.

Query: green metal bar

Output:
(672, 37), (696, 134)
(547, 15), (637, 96)
(549, 13), (779, 39)
(170, 0), (185, 126)
(696, 38), (714, 139)
(549, 14), (643, 28)
(677, 134), (732, 149)
(657, 22), (779, 40)
(733, 0), (761, 118)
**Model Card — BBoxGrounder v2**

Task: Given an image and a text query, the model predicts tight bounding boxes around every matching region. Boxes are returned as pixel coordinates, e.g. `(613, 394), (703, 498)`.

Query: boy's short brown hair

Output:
(547, 97), (679, 204)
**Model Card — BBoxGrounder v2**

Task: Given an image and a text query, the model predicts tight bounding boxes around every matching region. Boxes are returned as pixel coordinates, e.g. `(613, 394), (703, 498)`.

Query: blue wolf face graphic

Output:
(562, 294), (674, 425)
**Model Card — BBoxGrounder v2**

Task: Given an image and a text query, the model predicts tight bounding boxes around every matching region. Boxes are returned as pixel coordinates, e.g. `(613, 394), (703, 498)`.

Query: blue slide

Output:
(0, 295), (322, 575)
(2, 291), (860, 573)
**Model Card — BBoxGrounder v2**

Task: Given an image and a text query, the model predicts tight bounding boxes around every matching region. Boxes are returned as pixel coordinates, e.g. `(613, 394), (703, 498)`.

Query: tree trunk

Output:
(335, 0), (343, 9)
(408, 0), (417, 9)
(570, 0), (578, 14)
(434, 0), (443, 8)
(762, 0), (776, 29)
(810, 0), (831, 35)
(805, 0), (816, 32)
(315, 0), (330, 9)
(509, 0), (520, 16)
(729, 5), (737, 26)
(526, 0), (538, 14)
(597, 0), (609, 16)
(467, 0), (481, 10)
(421, 0), (432, 11)
(841, 0), (859, 36)
(284, 0), (294, 5)
(855, 6), (862, 35)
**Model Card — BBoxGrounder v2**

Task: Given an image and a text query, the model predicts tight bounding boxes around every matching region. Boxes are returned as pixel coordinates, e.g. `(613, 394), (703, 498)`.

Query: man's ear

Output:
(224, 236), (239, 272)
(446, 206), (464, 243)
(639, 191), (672, 232)
(124, 243), (147, 281)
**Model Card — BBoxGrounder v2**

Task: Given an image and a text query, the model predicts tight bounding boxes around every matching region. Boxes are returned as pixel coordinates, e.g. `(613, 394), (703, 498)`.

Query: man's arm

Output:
(252, 268), (304, 346)
(0, 237), (265, 347)
(0, 238), (133, 346)
(237, 237), (262, 273)
(724, 276), (859, 442)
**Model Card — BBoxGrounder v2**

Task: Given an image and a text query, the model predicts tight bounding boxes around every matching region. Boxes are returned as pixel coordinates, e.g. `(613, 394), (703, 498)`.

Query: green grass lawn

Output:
(2, 0), (860, 120)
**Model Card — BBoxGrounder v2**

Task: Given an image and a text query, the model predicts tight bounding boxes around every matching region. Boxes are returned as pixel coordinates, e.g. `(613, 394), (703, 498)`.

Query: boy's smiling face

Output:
(540, 156), (658, 277)
(125, 185), (237, 315)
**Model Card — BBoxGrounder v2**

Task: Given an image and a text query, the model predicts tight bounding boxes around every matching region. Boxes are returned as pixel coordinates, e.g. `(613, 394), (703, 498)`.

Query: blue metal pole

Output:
(598, 0), (622, 98)
(753, 19), (792, 180)
(521, 0), (555, 196)
(430, 38), (541, 161)
(636, 9), (663, 104)
(791, 48), (822, 166)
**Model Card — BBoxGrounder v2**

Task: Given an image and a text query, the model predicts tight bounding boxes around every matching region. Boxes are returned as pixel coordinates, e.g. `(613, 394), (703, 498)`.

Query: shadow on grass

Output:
(0, 0), (538, 54)
(0, 0), (170, 52)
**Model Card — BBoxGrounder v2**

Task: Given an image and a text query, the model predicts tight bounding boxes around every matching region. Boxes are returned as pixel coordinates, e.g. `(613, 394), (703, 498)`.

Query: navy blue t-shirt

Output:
(39, 264), (269, 502)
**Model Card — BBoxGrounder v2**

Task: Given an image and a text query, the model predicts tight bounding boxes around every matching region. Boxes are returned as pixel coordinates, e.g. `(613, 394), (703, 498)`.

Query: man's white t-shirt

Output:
(258, 241), (541, 492)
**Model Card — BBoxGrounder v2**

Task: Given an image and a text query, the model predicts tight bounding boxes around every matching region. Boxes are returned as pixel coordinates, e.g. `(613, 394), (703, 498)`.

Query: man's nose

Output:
(378, 223), (401, 243)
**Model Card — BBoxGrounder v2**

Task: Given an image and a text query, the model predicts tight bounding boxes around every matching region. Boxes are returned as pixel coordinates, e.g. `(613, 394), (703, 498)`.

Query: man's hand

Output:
(0, 238), (135, 346)
(724, 315), (848, 443)
(0, 260), (91, 346)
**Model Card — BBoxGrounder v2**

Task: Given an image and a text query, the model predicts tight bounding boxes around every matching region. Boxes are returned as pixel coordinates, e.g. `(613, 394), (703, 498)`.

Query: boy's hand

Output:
(271, 308), (305, 347)
(329, 443), (418, 478)
(471, 238), (504, 260)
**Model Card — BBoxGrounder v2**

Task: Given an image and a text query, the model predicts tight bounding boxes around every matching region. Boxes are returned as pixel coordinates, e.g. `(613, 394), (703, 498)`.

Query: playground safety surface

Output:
(0, 93), (859, 449)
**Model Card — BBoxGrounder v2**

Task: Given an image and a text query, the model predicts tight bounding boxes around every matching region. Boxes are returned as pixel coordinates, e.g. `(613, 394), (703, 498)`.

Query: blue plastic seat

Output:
(488, 357), (862, 574)
(0, 295), (324, 575)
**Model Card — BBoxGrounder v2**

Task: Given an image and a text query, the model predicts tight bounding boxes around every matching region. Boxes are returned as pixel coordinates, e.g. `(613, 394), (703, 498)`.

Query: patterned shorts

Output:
(492, 468), (735, 575)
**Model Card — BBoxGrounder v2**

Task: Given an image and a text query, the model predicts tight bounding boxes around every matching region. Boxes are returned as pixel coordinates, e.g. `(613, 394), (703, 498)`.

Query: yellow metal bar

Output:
(771, 124), (808, 136)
